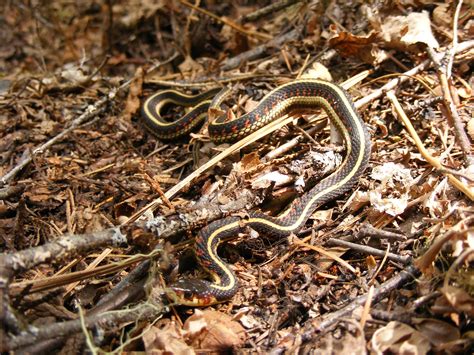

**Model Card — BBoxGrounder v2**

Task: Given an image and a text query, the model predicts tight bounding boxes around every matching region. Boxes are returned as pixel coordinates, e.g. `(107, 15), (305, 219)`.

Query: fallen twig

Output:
(426, 44), (473, 165)
(327, 238), (411, 265)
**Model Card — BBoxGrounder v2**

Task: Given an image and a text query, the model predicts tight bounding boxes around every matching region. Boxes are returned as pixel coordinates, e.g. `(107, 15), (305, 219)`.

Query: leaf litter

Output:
(0, 1), (473, 353)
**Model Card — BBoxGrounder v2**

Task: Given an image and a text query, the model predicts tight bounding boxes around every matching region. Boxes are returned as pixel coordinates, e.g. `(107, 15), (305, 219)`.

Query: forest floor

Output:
(0, 1), (473, 353)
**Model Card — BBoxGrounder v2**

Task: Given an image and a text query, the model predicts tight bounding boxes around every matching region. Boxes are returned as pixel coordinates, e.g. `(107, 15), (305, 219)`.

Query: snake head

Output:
(166, 279), (219, 307)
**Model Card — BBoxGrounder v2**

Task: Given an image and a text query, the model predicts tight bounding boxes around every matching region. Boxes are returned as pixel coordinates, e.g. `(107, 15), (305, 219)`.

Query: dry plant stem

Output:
(359, 285), (374, 328)
(4, 303), (163, 352)
(178, 0), (272, 40)
(327, 238), (411, 265)
(9, 251), (150, 295)
(0, 54), (178, 186)
(146, 73), (279, 88)
(293, 239), (356, 273)
(447, 0), (463, 78)
(370, 309), (413, 324)
(124, 114), (295, 226)
(426, 46), (473, 165)
(387, 91), (474, 201)
(64, 248), (112, 295)
(355, 40), (474, 109)
(356, 223), (407, 241)
(307, 265), (420, 336)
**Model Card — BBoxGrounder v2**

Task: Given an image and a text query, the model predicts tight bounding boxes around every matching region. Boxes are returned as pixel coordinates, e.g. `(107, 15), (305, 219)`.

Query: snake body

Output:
(142, 79), (371, 306)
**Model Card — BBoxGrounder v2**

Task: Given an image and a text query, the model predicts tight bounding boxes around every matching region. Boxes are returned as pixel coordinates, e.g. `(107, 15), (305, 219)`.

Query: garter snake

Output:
(142, 79), (371, 306)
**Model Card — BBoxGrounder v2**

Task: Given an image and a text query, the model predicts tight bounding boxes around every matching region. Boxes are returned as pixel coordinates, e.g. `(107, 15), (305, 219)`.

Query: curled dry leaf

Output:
(301, 62), (333, 82)
(183, 309), (247, 351)
(328, 29), (386, 65)
(240, 151), (261, 172)
(371, 321), (431, 355)
(60, 63), (90, 84)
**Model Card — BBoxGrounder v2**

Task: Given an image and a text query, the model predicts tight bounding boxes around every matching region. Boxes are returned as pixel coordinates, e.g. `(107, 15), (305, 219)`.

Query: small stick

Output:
(356, 223), (407, 241)
(447, 0), (463, 78)
(327, 238), (411, 265)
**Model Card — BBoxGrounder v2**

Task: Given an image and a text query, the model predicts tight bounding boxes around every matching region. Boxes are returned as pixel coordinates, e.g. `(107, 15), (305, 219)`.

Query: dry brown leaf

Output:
(368, 163), (413, 216)
(413, 318), (460, 346)
(240, 152), (261, 172)
(23, 186), (67, 203)
(441, 285), (474, 317)
(142, 319), (194, 354)
(380, 11), (439, 51)
(183, 309), (247, 351)
(312, 327), (367, 355)
(301, 62), (333, 82)
(371, 321), (431, 355)
(328, 29), (385, 65)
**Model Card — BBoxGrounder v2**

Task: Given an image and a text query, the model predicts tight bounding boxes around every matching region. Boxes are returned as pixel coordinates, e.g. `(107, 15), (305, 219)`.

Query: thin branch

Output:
(447, 0), (463, 78)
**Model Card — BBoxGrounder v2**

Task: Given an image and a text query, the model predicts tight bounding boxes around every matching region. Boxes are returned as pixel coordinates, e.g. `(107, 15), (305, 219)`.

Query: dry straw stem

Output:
(386, 91), (474, 201)
(292, 238), (356, 273)
(9, 250), (157, 295)
(123, 113), (294, 226)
